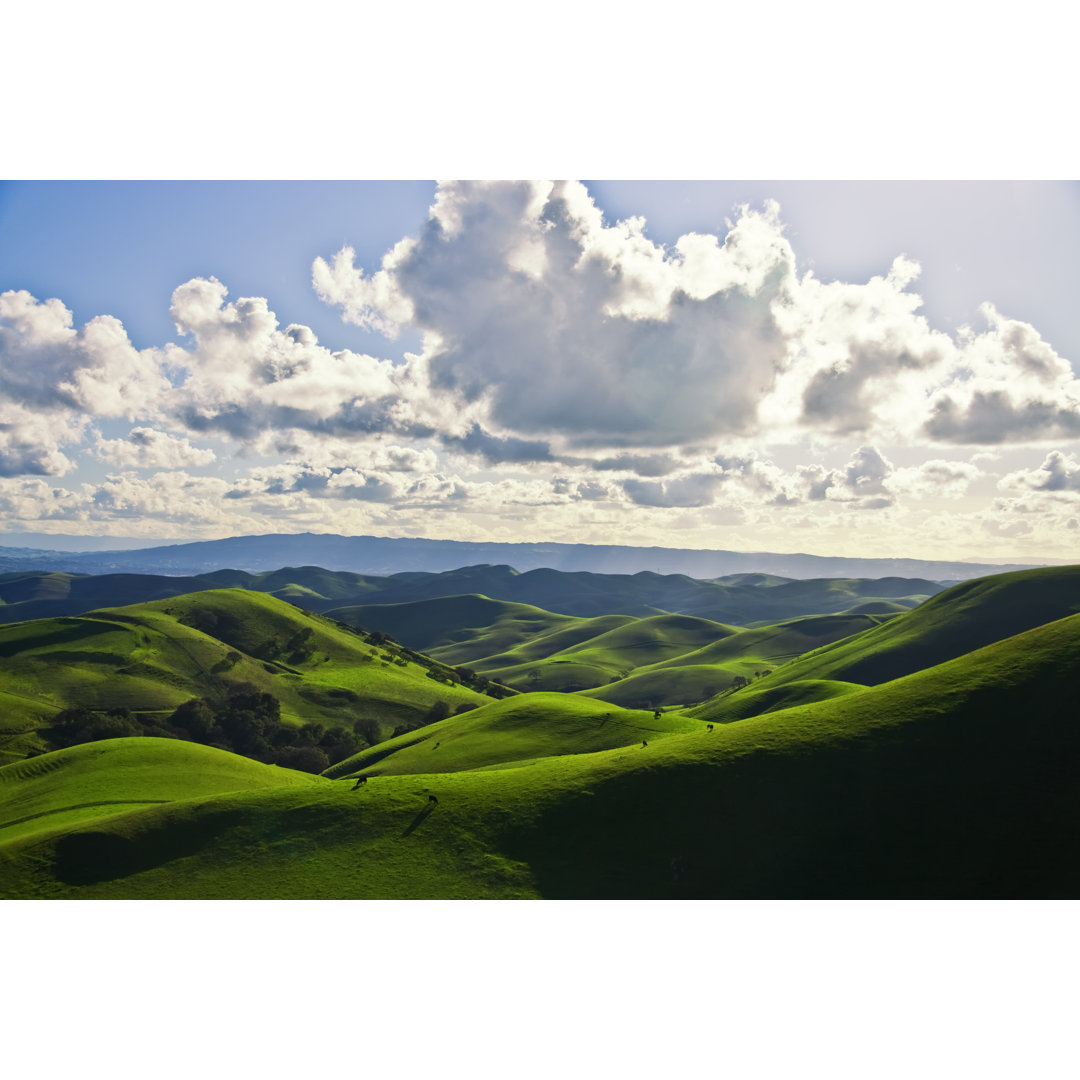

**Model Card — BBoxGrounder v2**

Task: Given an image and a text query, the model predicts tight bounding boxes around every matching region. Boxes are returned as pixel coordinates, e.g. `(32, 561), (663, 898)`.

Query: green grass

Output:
(2, 565), (1079, 899)
(687, 678), (868, 723)
(344, 602), (889, 705)
(0, 737), (319, 845)
(0, 588), (493, 740)
(742, 565), (1080, 696)
(324, 691), (704, 778)
(3, 610), (1079, 898)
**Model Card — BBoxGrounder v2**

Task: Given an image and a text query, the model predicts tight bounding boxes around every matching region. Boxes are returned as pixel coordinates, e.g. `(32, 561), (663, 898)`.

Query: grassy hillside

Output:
(326, 598), (892, 706)
(565, 613), (885, 704)
(327, 594), (629, 657)
(687, 678), (869, 723)
(324, 692), (703, 778)
(462, 613), (735, 695)
(0, 588), (494, 760)
(0, 738), (318, 845)
(3, 611), (1079, 898)
(748, 565), (1080, 695)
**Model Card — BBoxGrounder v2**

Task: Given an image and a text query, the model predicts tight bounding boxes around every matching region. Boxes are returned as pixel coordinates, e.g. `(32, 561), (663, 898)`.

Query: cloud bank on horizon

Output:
(2, 180), (1078, 560)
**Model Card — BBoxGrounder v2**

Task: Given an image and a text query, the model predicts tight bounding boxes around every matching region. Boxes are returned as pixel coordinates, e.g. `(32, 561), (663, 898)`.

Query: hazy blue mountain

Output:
(0, 532), (1038, 581)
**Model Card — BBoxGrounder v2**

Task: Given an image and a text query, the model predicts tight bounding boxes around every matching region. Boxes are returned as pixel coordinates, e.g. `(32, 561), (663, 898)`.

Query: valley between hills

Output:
(2, 560), (1079, 899)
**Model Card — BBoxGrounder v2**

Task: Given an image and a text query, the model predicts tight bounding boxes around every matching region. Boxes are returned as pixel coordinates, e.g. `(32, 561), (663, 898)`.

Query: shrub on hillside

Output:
(353, 717), (382, 746)
(319, 725), (361, 764)
(423, 700), (450, 725)
(170, 698), (216, 741)
(183, 608), (219, 635)
(50, 707), (143, 748)
(273, 745), (330, 774)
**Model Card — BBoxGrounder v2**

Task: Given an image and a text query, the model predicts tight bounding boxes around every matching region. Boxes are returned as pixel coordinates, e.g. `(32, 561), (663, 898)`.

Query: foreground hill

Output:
(3, 610), (1079, 898)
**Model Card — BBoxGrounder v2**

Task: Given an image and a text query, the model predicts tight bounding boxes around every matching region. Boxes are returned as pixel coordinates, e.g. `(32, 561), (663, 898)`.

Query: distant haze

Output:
(0, 532), (1039, 582)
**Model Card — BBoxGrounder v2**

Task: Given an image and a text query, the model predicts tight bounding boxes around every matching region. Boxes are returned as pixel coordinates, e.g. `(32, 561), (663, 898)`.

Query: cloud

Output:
(316, 185), (1080, 456)
(164, 277), (446, 443)
(793, 445), (898, 508)
(94, 427), (217, 469)
(441, 424), (554, 464)
(0, 289), (169, 418)
(592, 452), (683, 477)
(314, 182), (796, 450)
(623, 471), (729, 508)
(0, 291), (169, 477)
(889, 459), (981, 499)
(0, 477), (92, 521)
(0, 402), (81, 477)
(922, 306), (1080, 443)
(1000, 450), (1080, 494)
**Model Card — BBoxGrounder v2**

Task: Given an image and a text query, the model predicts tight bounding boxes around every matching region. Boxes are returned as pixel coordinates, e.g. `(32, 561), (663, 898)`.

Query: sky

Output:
(2, 178), (1080, 562)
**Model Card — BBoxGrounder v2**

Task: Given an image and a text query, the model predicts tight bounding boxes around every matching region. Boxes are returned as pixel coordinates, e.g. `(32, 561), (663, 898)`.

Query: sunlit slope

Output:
(330, 598), (895, 703)
(579, 612), (888, 707)
(0, 737), (317, 845)
(462, 613), (736, 694)
(323, 692), (704, 778)
(327, 594), (629, 659)
(687, 679), (869, 723)
(0, 589), (490, 737)
(754, 565), (1080, 692)
(3, 612), (1079, 898)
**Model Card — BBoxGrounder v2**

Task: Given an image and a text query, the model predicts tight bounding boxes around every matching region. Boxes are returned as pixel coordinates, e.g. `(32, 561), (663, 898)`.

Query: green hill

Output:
(324, 695), (704, 781)
(571, 612), (888, 707)
(0, 563), (944, 627)
(3, 611), (1079, 898)
(749, 565), (1080, 695)
(324, 692), (703, 778)
(326, 599), (894, 705)
(0, 588), (494, 760)
(687, 678), (869, 723)
(327, 594), (601, 656)
(0, 738), (318, 846)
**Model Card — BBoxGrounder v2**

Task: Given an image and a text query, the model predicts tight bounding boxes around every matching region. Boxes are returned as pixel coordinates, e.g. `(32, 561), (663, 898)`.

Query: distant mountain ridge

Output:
(0, 532), (1039, 581)
(0, 563), (943, 627)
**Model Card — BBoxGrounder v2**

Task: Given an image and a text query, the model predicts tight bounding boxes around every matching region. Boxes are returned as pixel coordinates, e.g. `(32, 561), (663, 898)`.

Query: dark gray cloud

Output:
(924, 392), (1080, 444)
(441, 424), (553, 464)
(592, 452), (681, 477)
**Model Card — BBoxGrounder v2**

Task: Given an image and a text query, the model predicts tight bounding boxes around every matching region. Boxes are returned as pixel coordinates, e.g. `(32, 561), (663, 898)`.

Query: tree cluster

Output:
(45, 683), (377, 774)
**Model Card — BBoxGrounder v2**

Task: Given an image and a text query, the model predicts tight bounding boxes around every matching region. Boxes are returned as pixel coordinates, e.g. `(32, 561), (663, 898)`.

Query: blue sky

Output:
(2, 178), (1080, 562)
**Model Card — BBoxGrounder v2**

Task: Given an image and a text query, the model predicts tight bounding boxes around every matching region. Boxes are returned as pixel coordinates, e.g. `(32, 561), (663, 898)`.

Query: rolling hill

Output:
(0, 588), (497, 763)
(3, 608), (1079, 898)
(726, 564), (1080, 699)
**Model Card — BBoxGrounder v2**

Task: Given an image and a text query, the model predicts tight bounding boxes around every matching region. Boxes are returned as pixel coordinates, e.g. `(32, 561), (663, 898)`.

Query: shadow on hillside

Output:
(53, 809), (245, 885)
(501, 658), (1080, 898)
(401, 806), (434, 837)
